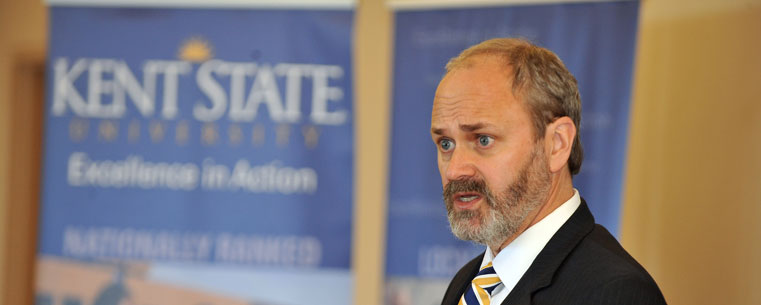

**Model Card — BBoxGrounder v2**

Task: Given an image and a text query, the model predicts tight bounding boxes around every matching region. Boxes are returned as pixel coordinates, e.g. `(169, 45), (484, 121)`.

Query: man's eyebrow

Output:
(459, 123), (489, 132)
(431, 123), (492, 135)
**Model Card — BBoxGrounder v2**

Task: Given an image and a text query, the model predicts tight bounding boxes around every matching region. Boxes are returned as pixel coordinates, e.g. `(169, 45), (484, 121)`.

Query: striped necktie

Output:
(458, 262), (502, 305)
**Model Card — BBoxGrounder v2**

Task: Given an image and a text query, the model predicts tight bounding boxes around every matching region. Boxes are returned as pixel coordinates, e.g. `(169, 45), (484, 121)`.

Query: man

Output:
(432, 38), (666, 305)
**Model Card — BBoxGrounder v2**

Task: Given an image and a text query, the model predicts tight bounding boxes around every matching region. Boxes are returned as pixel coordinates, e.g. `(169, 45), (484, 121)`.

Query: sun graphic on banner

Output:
(178, 36), (213, 62)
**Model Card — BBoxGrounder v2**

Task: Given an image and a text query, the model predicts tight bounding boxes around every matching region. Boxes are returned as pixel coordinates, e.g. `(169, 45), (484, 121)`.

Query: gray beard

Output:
(444, 145), (551, 249)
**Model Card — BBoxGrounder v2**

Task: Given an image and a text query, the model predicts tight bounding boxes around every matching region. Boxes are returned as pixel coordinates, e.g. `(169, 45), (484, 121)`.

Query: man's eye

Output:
(439, 139), (454, 152)
(477, 135), (493, 147)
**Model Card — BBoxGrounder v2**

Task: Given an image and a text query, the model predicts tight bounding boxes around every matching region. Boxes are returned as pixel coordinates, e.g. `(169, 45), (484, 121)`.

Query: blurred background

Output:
(1, 0), (760, 304)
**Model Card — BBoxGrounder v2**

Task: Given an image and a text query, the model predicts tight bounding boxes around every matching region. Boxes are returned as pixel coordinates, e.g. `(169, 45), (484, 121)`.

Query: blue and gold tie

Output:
(458, 262), (502, 305)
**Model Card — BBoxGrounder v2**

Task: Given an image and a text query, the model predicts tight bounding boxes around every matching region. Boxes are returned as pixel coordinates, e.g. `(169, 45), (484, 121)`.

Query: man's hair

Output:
(445, 38), (584, 176)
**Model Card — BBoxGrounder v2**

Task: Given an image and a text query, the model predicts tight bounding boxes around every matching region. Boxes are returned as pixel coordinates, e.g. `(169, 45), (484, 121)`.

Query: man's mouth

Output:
(453, 192), (482, 209)
(460, 194), (479, 202)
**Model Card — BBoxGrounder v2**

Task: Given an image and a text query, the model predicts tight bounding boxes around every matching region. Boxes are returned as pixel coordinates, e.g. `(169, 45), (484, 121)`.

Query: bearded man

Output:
(431, 38), (666, 305)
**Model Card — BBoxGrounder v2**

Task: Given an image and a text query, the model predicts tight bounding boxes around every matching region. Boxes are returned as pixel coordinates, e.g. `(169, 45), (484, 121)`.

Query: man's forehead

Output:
(431, 85), (518, 122)
(431, 96), (497, 119)
(434, 60), (515, 102)
(431, 96), (513, 131)
(430, 54), (525, 129)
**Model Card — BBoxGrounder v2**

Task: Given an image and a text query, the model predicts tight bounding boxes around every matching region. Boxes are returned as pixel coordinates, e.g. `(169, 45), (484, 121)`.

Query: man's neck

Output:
(492, 170), (575, 254)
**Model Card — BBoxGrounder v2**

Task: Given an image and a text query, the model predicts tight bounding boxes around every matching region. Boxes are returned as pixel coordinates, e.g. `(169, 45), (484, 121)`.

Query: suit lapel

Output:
(501, 199), (596, 305)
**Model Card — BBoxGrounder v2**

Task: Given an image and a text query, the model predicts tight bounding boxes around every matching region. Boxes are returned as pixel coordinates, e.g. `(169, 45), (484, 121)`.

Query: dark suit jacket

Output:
(441, 200), (666, 305)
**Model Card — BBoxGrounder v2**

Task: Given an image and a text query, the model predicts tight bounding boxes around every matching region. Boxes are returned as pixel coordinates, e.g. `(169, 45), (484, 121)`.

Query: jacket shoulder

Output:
(535, 225), (666, 304)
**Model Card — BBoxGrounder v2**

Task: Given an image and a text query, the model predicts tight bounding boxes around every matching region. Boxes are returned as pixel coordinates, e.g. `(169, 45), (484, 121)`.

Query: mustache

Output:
(443, 179), (493, 207)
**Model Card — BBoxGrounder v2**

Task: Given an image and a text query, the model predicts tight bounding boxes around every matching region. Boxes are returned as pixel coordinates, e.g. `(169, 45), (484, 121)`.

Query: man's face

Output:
(430, 55), (551, 248)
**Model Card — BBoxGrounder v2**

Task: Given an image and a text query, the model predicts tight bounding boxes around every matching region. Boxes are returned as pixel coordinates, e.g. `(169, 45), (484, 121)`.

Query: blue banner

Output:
(38, 6), (353, 305)
(386, 1), (639, 303)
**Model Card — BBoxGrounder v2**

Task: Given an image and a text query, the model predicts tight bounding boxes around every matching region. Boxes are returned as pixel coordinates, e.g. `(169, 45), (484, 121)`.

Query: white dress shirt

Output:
(480, 189), (581, 304)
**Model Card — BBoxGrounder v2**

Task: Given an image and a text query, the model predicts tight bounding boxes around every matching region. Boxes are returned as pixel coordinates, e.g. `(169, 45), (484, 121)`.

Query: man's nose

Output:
(445, 148), (477, 181)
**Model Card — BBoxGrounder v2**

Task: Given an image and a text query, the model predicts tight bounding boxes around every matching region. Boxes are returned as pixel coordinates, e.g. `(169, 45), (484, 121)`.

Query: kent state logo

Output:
(53, 36), (347, 149)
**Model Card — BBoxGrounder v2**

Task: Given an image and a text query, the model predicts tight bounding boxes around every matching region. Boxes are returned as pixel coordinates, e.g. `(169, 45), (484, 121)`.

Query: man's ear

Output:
(545, 116), (576, 173)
